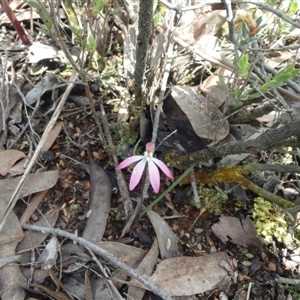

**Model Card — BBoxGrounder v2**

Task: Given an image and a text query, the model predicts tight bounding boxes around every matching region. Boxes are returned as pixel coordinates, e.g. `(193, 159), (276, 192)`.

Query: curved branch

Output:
(22, 224), (174, 300)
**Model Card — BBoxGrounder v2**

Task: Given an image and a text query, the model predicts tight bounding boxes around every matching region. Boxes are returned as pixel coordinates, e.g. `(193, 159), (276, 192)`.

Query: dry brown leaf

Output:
(193, 9), (227, 37)
(30, 283), (71, 300)
(17, 209), (59, 252)
(171, 86), (229, 142)
(199, 84), (228, 108)
(97, 242), (147, 267)
(148, 252), (229, 296)
(64, 274), (116, 300)
(0, 201), (26, 299)
(0, 149), (26, 176)
(82, 158), (112, 244)
(0, 170), (58, 202)
(25, 73), (58, 105)
(38, 236), (59, 270)
(98, 241), (147, 290)
(212, 215), (264, 252)
(147, 210), (178, 259)
(266, 51), (294, 69)
(127, 239), (159, 300)
(7, 158), (27, 176)
(41, 122), (63, 153)
(85, 270), (94, 300)
(19, 189), (49, 226)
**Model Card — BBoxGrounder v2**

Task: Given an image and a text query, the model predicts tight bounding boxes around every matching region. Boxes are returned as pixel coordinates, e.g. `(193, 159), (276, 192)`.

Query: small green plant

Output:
(253, 197), (292, 245)
(24, 0), (53, 33)
(194, 187), (228, 215)
(92, 0), (105, 17)
(237, 54), (251, 80)
(259, 61), (299, 93)
(86, 35), (97, 53)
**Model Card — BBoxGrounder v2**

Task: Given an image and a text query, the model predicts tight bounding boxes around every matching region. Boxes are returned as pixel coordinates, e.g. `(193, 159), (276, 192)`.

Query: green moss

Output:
(111, 122), (139, 158)
(253, 197), (293, 245)
(69, 203), (80, 217)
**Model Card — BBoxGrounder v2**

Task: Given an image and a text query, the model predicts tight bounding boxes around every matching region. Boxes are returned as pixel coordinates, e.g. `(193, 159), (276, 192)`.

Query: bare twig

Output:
(100, 103), (133, 219)
(22, 224), (174, 300)
(222, 0), (235, 43)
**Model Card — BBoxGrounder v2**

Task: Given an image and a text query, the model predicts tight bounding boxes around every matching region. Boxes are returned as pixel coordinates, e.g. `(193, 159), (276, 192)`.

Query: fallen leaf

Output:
(0, 170), (58, 203)
(171, 86), (229, 141)
(19, 189), (49, 226)
(85, 270), (93, 300)
(41, 122), (63, 153)
(199, 84), (228, 108)
(28, 42), (67, 64)
(64, 274), (116, 300)
(17, 209), (59, 252)
(193, 8), (227, 37)
(7, 158), (27, 176)
(60, 243), (91, 264)
(127, 239), (159, 300)
(38, 236), (59, 270)
(148, 252), (229, 296)
(230, 124), (258, 141)
(212, 215), (264, 252)
(147, 210), (178, 259)
(98, 242), (147, 290)
(30, 283), (71, 300)
(0, 149), (26, 176)
(0, 201), (26, 299)
(97, 242), (147, 267)
(82, 158), (112, 244)
(25, 73), (58, 105)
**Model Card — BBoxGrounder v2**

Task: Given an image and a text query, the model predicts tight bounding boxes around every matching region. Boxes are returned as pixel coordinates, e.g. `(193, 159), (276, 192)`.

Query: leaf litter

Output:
(0, 0), (300, 299)
(212, 215), (265, 252)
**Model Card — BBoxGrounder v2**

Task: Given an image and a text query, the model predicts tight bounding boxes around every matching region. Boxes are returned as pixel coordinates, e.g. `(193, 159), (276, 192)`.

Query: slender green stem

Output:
(140, 164), (197, 217)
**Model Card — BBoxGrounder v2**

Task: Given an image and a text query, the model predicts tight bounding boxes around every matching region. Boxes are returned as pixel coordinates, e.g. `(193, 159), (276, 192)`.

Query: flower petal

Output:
(115, 156), (144, 170)
(148, 159), (160, 193)
(151, 157), (174, 179)
(129, 158), (147, 190)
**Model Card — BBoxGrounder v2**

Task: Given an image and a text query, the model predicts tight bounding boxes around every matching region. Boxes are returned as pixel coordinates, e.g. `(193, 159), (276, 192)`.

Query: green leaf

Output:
(70, 26), (83, 37)
(288, 2), (298, 15)
(218, 76), (226, 87)
(237, 54), (250, 79)
(24, 0), (41, 9)
(110, 7), (123, 15)
(87, 35), (96, 52)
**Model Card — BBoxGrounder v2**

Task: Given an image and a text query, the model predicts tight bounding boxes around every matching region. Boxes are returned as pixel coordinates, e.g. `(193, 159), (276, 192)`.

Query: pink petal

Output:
(151, 157), (173, 179)
(115, 156), (144, 170)
(148, 159), (160, 193)
(129, 159), (147, 190)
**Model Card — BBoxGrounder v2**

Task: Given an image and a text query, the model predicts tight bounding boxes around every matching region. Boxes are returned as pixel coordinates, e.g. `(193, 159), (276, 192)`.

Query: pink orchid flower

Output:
(116, 142), (173, 193)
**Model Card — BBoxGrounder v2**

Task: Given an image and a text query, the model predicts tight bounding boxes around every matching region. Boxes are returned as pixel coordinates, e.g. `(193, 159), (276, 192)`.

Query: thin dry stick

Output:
(22, 224), (174, 300)
(100, 103), (133, 219)
(0, 70), (79, 233)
